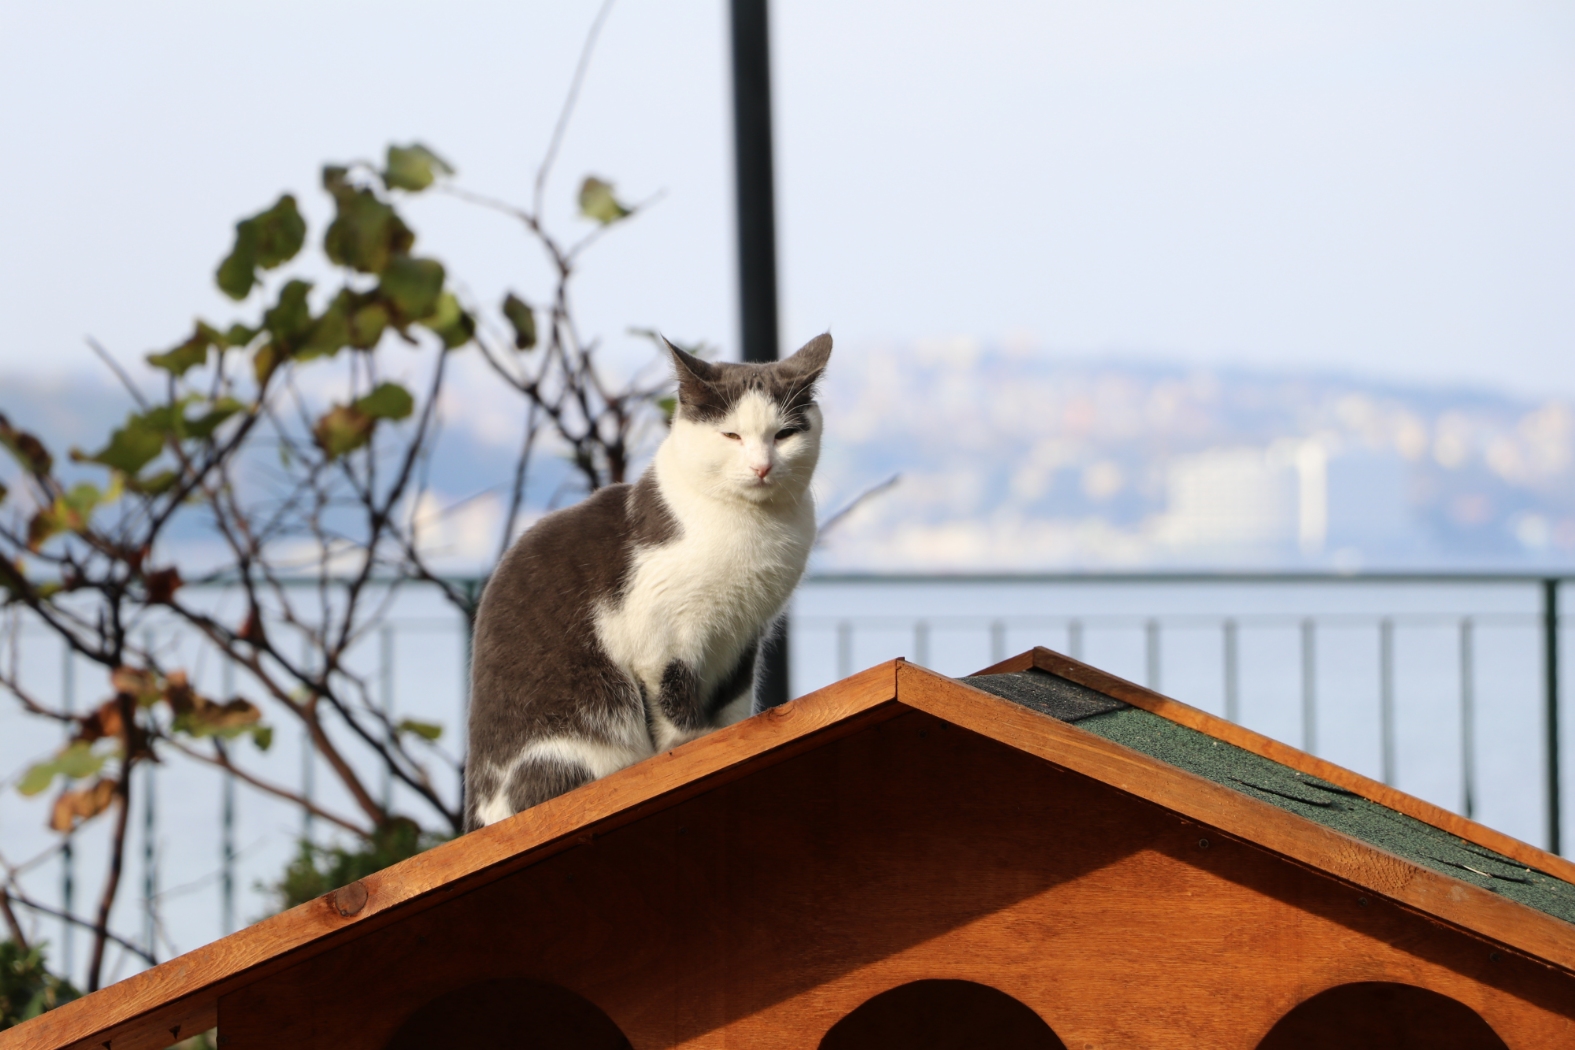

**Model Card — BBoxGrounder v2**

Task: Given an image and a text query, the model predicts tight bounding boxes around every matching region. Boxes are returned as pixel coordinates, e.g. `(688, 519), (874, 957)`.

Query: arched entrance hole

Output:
(1257, 981), (1509, 1050)
(385, 977), (631, 1050)
(819, 978), (1067, 1050)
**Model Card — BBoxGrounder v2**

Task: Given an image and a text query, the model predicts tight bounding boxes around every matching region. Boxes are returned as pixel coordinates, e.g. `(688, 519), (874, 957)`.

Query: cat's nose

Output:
(753, 463), (772, 480)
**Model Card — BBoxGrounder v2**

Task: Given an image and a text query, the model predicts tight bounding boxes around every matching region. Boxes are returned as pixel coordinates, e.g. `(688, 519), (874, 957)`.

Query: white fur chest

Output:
(593, 469), (815, 702)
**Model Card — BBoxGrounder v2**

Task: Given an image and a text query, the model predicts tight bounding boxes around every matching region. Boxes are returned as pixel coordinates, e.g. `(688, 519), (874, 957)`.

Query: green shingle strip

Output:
(959, 669), (1575, 926)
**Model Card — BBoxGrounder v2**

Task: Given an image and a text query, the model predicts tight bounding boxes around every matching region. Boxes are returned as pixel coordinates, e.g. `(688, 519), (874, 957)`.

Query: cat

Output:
(463, 334), (832, 830)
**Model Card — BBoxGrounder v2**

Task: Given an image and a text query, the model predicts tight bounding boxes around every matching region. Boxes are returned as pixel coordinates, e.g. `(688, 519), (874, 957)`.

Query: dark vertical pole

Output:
(1544, 578), (1562, 855)
(731, 0), (789, 708)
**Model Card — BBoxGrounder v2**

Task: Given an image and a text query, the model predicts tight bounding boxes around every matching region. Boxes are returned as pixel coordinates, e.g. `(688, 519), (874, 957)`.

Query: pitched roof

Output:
(5, 649), (1572, 1050)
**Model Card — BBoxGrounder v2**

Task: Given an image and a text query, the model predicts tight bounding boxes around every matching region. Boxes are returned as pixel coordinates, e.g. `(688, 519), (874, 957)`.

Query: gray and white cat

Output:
(463, 334), (832, 830)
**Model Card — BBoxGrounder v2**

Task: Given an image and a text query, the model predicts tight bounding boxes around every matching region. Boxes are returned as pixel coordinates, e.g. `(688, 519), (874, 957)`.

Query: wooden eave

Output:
(5, 649), (1573, 1050)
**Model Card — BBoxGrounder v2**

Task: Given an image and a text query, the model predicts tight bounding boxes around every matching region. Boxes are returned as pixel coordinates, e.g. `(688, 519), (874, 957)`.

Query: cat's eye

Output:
(774, 428), (801, 442)
(721, 431), (742, 441)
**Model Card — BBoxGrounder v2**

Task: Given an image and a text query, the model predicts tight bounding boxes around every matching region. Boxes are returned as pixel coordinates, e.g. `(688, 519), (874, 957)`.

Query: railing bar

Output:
(301, 634), (315, 844)
(1301, 618), (1316, 756)
(1544, 579), (1562, 856)
(1380, 618), (1396, 787)
(1460, 618), (1475, 821)
(1144, 618), (1160, 691)
(60, 639), (75, 980)
(1223, 619), (1239, 724)
(221, 656), (237, 937)
(142, 630), (158, 962)
(380, 624), (395, 811)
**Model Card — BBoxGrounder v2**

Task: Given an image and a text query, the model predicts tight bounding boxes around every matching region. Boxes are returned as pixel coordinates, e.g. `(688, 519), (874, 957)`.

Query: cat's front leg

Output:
(647, 660), (710, 751)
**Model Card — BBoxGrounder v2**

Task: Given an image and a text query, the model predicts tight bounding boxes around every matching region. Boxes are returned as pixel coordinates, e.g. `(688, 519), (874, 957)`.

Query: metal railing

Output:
(1, 571), (1567, 989)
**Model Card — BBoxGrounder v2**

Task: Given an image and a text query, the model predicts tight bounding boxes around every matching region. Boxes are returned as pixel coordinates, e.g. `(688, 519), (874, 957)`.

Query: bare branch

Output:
(535, 0), (619, 217)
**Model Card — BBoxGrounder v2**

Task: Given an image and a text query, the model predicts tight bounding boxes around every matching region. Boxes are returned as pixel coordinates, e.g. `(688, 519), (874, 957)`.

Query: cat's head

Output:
(660, 334), (832, 504)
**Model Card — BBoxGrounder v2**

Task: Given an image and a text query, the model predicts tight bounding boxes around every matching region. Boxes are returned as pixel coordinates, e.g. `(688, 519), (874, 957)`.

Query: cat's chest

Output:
(596, 499), (812, 670)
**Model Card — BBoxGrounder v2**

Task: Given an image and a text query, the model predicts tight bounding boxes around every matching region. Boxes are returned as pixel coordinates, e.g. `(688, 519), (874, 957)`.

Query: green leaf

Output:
(184, 397), (246, 440)
(354, 382), (414, 421)
(253, 194), (306, 268)
(378, 256), (445, 321)
(383, 143), (453, 192)
(75, 413), (165, 475)
(324, 188), (413, 274)
(312, 405), (374, 458)
(251, 724), (274, 751)
(264, 279), (315, 350)
(657, 396), (677, 422)
(216, 221), (258, 299)
(297, 295), (350, 361)
(215, 195), (305, 299)
(396, 719), (442, 741)
(56, 740), (104, 779)
(348, 300), (389, 350)
(578, 176), (631, 224)
(146, 323), (218, 377)
(419, 292), (474, 349)
(18, 742), (104, 796)
(502, 292), (536, 350)
(126, 469), (178, 496)
(222, 323), (259, 348)
(17, 761), (57, 796)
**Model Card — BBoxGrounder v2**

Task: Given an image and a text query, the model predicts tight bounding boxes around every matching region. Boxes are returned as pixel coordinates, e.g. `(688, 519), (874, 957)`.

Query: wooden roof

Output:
(5, 647), (1573, 1050)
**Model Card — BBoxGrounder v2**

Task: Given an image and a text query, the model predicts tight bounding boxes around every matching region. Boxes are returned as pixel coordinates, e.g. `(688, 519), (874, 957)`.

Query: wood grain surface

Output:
(0, 663), (901, 1050)
(220, 701), (1574, 1049)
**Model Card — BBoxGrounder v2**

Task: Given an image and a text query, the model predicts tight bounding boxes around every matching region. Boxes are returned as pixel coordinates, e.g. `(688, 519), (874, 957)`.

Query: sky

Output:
(0, 1), (1572, 397)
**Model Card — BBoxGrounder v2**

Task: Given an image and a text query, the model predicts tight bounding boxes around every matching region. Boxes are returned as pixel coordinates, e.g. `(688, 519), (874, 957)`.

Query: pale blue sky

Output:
(1, 1), (1571, 395)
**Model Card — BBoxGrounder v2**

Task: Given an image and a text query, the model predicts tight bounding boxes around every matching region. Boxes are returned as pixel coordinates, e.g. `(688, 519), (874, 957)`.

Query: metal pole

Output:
(380, 624), (395, 811)
(1144, 618), (1161, 691)
(221, 657), (236, 936)
(300, 635), (315, 844)
(1067, 620), (1084, 662)
(142, 761), (156, 961)
(731, 0), (789, 708)
(1460, 618), (1476, 820)
(1379, 618), (1396, 786)
(141, 631), (157, 963)
(1222, 619), (1239, 724)
(836, 621), (853, 680)
(913, 621), (930, 668)
(1300, 618), (1317, 755)
(60, 642), (74, 979)
(989, 620), (1006, 665)
(1544, 578), (1562, 855)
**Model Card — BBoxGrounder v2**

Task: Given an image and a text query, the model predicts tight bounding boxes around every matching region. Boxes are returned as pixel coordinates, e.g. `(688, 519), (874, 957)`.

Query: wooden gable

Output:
(5, 650), (1573, 1050)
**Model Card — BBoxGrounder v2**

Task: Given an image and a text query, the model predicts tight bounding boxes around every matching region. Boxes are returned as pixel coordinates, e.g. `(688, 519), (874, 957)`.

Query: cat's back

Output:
(475, 482), (635, 646)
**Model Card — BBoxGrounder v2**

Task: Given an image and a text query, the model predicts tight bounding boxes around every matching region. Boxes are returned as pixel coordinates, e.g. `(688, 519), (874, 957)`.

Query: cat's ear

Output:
(779, 333), (832, 380)
(664, 337), (725, 418)
(776, 333), (832, 397)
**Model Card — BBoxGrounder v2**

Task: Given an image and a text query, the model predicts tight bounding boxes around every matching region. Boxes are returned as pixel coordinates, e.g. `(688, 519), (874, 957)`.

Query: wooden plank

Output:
(980, 646), (1575, 889)
(219, 704), (1575, 1049)
(0, 662), (902, 1050)
(902, 663), (1575, 973)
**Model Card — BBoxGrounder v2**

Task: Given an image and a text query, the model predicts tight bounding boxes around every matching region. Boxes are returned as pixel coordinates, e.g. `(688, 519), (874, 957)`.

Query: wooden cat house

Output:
(5, 648), (1574, 1050)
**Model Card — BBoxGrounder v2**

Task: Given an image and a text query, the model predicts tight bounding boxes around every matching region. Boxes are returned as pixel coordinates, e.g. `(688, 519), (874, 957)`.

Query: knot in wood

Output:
(332, 880), (369, 917)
